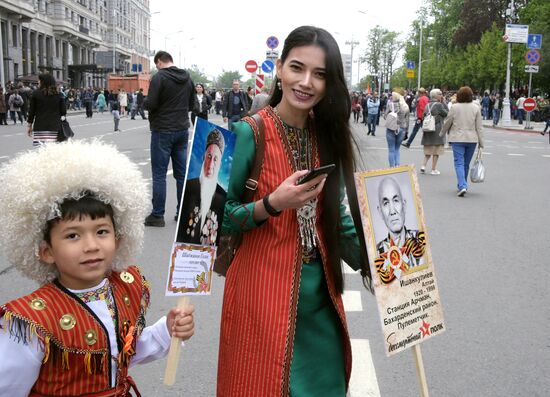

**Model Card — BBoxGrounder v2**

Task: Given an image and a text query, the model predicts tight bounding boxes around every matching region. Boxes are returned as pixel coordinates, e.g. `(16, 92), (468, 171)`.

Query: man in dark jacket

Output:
(144, 51), (195, 227)
(222, 80), (249, 130)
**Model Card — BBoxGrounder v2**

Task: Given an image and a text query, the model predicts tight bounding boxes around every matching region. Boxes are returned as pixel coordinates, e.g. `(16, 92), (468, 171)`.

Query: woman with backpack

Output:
(420, 88), (448, 175)
(27, 73), (67, 146)
(217, 26), (372, 396)
(383, 87), (410, 167)
(8, 89), (24, 124)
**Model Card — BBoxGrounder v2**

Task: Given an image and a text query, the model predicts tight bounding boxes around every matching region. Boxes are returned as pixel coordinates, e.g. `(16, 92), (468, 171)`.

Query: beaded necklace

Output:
(74, 279), (117, 327)
(272, 106), (319, 261)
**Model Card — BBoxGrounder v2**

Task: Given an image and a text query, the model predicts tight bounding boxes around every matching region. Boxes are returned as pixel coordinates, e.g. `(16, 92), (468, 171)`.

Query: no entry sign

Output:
(245, 60), (258, 73)
(523, 97), (537, 112)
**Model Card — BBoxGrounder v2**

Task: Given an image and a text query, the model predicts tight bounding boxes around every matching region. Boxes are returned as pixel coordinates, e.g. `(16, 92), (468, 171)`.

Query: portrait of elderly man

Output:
(176, 128), (227, 245)
(374, 176), (426, 284)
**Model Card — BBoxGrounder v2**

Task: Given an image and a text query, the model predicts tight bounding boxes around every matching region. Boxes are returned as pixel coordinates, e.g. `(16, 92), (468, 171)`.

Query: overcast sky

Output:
(150, 0), (423, 82)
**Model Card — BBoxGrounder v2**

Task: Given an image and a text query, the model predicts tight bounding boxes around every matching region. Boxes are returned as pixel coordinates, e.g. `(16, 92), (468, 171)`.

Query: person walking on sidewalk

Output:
(419, 89), (448, 175)
(143, 51), (195, 227)
(0, 87), (7, 125)
(492, 93), (502, 126)
(403, 87), (429, 148)
(26, 73), (66, 146)
(222, 80), (249, 130)
(384, 88), (409, 167)
(516, 94), (526, 124)
(440, 86), (484, 197)
(366, 93), (380, 135)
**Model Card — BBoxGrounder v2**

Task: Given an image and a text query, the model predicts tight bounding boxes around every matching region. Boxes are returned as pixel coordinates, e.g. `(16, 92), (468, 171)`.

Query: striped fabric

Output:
(1, 266), (149, 396)
(32, 130), (59, 146)
(217, 107), (352, 397)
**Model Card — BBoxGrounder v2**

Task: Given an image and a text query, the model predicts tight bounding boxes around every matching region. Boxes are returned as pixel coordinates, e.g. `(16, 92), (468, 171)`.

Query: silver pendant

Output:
(297, 198), (318, 251)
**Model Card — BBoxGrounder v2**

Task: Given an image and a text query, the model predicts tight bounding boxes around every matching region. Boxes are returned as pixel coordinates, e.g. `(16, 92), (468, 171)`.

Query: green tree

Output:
(187, 65), (211, 86)
(216, 71), (242, 90)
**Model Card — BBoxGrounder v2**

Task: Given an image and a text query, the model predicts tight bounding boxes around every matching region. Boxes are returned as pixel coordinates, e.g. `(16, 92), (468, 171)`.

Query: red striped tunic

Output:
(217, 107), (352, 396)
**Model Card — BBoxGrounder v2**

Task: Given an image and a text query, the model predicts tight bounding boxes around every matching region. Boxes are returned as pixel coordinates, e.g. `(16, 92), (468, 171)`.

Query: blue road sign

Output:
(525, 49), (541, 65)
(262, 60), (275, 74)
(406, 60), (415, 70)
(527, 34), (542, 49)
(266, 36), (279, 49)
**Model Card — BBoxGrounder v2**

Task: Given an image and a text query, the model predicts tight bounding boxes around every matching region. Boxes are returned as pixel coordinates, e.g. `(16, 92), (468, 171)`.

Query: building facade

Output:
(0, 0), (151, 89)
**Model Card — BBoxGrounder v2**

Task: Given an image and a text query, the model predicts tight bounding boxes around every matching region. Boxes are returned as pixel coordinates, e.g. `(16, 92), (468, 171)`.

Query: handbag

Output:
(57, 117), (74, 142)
(213, 113), (265, 276)
(422, 104), (436, 132)
(385, 102), (399, 131)
(470, 148), (485, 183)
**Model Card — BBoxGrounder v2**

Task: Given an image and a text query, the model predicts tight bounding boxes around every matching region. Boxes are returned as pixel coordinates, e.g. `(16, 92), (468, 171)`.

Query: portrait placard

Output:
(166, 243), (216, 296)
(354, 165), (445, 356)
(166, 118), (236, 296)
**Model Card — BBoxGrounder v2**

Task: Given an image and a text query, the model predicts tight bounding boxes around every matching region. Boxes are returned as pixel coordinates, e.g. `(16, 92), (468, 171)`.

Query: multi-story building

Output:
(0, 0), (151, 89)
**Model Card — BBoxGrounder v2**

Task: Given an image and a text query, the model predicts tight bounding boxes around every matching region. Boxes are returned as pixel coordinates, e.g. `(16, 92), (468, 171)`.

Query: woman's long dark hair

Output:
(39, 73), (58, 96)
(269, 26), (372, 294)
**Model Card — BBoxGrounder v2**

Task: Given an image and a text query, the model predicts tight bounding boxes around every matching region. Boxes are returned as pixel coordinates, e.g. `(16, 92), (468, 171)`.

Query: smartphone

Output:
(297, 164), (336, 185)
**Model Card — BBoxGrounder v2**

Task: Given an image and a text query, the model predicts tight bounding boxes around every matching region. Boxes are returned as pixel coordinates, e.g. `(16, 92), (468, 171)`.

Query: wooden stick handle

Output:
(412, 344), (430, 397)
(163, 296), (190, 386)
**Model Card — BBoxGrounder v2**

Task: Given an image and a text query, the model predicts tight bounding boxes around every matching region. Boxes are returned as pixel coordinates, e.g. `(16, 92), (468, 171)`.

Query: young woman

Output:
(191, 83), (212, 125)
(27, 73), (66, 146)
(217, 26), (372, 397)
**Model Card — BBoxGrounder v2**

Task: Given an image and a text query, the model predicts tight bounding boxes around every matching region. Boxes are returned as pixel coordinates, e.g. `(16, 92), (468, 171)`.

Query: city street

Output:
(0, 112), (549, 396)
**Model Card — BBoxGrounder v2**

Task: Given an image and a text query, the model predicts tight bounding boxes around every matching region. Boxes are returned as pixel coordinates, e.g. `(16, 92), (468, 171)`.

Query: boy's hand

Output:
(166, 305), (195, 340)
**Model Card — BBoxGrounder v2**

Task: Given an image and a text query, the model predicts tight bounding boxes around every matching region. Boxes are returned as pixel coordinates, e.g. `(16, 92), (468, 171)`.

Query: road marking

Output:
(342, 290), (363, 312)
(507, 153), (525, 156)
(138, 161), (149, 166)
(349, 339), (381, 397)
(542, 155), (550, 158)
(527, 141), (543, 144)
(503, 140), (517, 143)
(524, 146), (546, 150)
(0, 155), (9, 160)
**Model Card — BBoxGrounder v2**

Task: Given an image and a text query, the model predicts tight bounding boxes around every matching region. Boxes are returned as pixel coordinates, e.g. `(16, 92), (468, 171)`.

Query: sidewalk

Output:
(483, 118), (546, 134)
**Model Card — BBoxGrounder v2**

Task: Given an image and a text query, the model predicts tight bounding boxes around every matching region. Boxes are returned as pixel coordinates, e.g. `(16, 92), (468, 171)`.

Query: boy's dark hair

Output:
(153, 51), (173, 65)
(43, 193), (115, 244)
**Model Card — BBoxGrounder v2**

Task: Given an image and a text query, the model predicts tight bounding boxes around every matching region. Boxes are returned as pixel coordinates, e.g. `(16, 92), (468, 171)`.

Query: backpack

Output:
(213, 113), (265, 276)
(385, 102), (399, 131)
(13, 95), (23, 107)
(422, 103), (436, 132)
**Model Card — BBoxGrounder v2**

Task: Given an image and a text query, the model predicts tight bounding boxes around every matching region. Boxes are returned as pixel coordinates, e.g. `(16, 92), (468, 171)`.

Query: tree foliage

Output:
(216, 71), (242, 90)
(187, 65), (211, 86)
(388, 0), (549, 93)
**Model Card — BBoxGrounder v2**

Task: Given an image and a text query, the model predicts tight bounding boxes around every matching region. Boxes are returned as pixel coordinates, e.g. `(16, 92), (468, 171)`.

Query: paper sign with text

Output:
(354, 165), (445, 356)
(166, 118), (236, 296)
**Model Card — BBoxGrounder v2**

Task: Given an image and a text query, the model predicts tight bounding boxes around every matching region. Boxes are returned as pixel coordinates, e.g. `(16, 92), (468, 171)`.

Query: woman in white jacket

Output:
(440, 86), (484, 197)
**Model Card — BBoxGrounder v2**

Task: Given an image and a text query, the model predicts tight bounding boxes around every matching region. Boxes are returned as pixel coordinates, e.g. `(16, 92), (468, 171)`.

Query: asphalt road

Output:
(0, 111), (548, 396)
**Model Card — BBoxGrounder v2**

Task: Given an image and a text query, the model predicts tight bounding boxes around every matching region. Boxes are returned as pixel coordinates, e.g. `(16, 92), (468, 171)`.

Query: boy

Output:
(0, 141), (194, 396)
(112, 100), (121, 132)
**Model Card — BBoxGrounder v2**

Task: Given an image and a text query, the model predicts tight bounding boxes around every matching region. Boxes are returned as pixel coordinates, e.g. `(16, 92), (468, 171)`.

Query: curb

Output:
(483, 124), (544, 134)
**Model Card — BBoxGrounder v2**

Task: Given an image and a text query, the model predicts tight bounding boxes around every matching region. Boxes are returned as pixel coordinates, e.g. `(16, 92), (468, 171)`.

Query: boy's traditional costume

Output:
(0, 141), (169, 397)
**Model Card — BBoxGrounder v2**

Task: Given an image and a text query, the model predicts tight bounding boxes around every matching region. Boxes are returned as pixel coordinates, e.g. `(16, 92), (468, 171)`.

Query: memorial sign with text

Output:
(355, 165), (446, 356)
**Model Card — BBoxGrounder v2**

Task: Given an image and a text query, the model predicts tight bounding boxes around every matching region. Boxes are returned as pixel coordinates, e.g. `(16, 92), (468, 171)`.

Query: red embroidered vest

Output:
(0, 266), (150, 396)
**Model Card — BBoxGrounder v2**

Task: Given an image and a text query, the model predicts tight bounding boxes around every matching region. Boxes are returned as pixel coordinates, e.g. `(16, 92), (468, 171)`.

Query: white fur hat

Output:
(0, 140), (150, 284)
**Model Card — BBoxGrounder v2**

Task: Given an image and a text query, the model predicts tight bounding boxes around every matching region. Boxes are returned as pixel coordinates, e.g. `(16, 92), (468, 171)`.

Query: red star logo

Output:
(420, 320), (431, 337)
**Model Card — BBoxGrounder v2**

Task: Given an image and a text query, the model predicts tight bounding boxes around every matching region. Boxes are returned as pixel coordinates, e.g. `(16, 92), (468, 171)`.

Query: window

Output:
(12, 24), (17, 47)
(55, 39), (60, 57)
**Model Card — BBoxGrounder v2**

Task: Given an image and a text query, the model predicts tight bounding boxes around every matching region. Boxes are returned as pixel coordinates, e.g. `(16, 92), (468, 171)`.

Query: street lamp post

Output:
(112, 8), (117, 75)
(345, 38), (359, 89)
(417, 23), (423, 90)
(502, 0), (515, 127)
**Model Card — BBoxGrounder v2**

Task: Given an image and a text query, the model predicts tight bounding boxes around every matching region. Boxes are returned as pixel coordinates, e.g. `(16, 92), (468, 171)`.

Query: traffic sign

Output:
(523, 98), (537, 112)
(505, 24), (529, 43)
(266, 36), (279, 49)
(524, 65), (539, 73)
(255, 74), (264, 95)
(245, 60), (258, 73)
(406, 70), (415, 78)
(525, 49), (541, 65)
(527, 34), (542, 49)
(406, 60), (415, 70)
(261, 60), (274, 74)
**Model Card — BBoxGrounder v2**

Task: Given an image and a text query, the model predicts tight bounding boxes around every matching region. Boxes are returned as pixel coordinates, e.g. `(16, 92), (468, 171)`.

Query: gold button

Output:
(59, 314), (76, 330)
(120, 271), (134, 284)
(29, 298), (46, 311)
(84, 329), (98, 345)
(123, 295), (131, 306)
